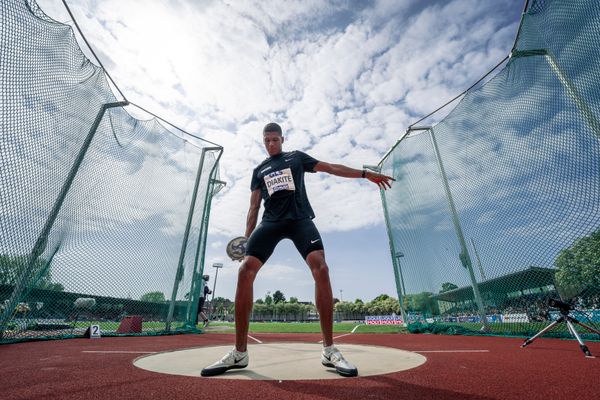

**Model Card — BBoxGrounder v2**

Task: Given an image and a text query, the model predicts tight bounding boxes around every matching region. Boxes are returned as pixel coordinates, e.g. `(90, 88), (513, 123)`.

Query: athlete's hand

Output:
(365, 171), (395, 190)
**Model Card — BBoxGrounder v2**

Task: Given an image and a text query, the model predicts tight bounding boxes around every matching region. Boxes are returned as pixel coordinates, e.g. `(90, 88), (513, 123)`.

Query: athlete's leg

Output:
(202, 223), (277, 376)
(200, 255), (262, 376)
(291, 222), (357, 377)
(235, 255), (263, 352)
(305, 250), (334, 346)
(236, 221), (283, 350)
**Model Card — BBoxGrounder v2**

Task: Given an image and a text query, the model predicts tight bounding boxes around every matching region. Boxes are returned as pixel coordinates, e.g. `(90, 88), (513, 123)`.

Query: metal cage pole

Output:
(367, 164), (408, 326)
(165, 146), (220, 331)
(510, 48), (600, 139)
(185, 149), (225, 327)
(184, 173), (214, 325)
(187, 178), (226, 324)
(0, 101), (128, 339)
(428, 127), (489, 331)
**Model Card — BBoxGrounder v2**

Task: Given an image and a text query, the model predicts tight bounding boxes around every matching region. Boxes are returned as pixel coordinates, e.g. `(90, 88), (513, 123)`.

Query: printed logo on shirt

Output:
(260, 165), (273, 174)
(264, 168), (295, 196)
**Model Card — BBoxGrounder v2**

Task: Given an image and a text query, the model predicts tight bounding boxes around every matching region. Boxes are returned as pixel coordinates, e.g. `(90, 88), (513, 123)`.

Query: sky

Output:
(34, 0), (526, 304)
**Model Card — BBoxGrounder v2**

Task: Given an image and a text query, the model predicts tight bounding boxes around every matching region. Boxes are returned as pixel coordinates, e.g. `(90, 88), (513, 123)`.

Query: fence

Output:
(0, 0), (224, 343)
(378, 0), (600, 337)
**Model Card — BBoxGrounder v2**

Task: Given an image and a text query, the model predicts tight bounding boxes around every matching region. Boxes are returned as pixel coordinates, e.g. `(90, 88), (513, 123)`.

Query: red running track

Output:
(1, 333), (599, 400)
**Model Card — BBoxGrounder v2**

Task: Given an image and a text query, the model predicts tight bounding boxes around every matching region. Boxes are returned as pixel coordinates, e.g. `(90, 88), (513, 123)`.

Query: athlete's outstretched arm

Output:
(314, 161), (395, 190)
(245, 189), (262, 237)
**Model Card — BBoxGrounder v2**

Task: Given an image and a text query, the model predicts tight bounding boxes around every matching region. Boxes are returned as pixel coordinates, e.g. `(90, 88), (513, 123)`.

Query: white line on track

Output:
(331, 333), (352, 340)
(82, 351), (157, 354)
(248, 334), (263, 344)
(416, 350), (489, 353)
(318, 324), (361, 343)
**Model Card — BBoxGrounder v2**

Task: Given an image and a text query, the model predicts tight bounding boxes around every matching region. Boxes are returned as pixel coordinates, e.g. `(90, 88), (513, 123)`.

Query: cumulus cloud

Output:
(30, 0), (524, 300)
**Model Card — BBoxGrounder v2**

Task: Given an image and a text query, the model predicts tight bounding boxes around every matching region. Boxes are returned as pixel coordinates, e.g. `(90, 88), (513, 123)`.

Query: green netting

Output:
(0, 0), (223, 343)
(380, 0), (600, 338)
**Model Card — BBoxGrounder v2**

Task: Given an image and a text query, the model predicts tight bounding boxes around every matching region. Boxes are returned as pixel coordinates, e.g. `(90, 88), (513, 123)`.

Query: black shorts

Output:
(245, 218), (324, 263)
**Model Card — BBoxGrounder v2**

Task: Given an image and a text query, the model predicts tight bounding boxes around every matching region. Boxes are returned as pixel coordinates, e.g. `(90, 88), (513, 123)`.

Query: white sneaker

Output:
(201, 348), (249, 376)
(321, 345), (358, 377)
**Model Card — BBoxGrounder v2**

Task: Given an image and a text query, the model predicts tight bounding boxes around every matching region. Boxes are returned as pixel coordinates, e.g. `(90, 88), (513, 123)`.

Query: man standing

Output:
(201, 122), (394, 377)
(197, 275), (212, 327)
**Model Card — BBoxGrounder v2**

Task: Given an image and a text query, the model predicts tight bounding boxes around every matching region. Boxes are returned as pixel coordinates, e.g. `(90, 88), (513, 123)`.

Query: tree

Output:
(439, 282), (458, 293)
(273, 290), (286, 304)
(366, 300), (384, 315)
(140, 291), (166, 303)
(373, 294), (390, 302)
(252, 302), (268, 319)
(554, 228), (600, 298)
(364, 295), (401, 315)
(289, 296), (298, 303)
(409, 291), (439, 315)
(352, 300), (365, 314)
(274, 301), (286, 319)
(0, 254), (64, 291)
(382, 297), (401, 314)
(211, 296), (232, 309)
(211, 297), (233, 319)
(265, 294), (273, 305)
(334, 301), (353, 313)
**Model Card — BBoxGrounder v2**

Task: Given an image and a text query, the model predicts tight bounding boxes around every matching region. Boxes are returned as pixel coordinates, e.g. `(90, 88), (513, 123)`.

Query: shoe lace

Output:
(221, 350), (236, 363)
(325, 347), (345, 363)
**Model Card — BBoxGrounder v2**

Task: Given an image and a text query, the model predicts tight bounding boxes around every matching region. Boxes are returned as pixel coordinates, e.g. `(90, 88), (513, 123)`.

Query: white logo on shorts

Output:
(310, 239), (320, 244)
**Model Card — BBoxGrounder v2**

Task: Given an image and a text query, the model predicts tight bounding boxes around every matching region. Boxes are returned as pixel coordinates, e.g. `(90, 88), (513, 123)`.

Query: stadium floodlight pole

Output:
(0, 101), (128, 339)
(165, 146), (220, 331)
(428, 127), (489, 331)
(365, 164), (409, 326)
(210, 263), (223, 320)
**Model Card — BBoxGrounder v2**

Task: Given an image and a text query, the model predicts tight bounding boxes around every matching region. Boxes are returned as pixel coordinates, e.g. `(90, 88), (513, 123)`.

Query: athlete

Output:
(201, 122), (394, 377)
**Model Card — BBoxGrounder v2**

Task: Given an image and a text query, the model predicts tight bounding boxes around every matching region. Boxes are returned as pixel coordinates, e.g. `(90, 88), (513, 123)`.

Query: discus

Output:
(226, 236), (248, 261)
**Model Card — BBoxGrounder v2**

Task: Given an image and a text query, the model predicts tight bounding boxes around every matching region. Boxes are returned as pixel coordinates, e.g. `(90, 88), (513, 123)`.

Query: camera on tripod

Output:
(547, 298), (573, 313)
(522, 297), (599, 358)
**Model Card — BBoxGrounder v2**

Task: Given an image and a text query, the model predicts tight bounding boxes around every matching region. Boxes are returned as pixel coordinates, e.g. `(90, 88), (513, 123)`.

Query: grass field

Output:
(66, 320), (560, 335)
(71, 321), (172, 330)
(65, 320), (597, 339)
(66, 321), (408, 334)
(66, 321), (406, 334)
(206, 321), (408, 334)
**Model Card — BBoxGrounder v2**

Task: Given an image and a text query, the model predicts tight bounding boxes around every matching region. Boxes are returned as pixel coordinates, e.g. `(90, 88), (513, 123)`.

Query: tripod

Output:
(521, 305), (600, 358)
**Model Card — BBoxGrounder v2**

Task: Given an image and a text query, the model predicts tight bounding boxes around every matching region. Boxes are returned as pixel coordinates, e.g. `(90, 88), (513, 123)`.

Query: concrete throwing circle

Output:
(134, 343), (426, 380)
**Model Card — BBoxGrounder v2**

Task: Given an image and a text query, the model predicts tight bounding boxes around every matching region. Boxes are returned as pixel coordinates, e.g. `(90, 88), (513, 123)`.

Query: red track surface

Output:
(1, 333), (599, 400)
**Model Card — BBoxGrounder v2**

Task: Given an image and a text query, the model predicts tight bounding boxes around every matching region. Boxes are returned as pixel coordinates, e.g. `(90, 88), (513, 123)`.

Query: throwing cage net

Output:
(0, 0), (224, 343)
(379, 0), (600, 337)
